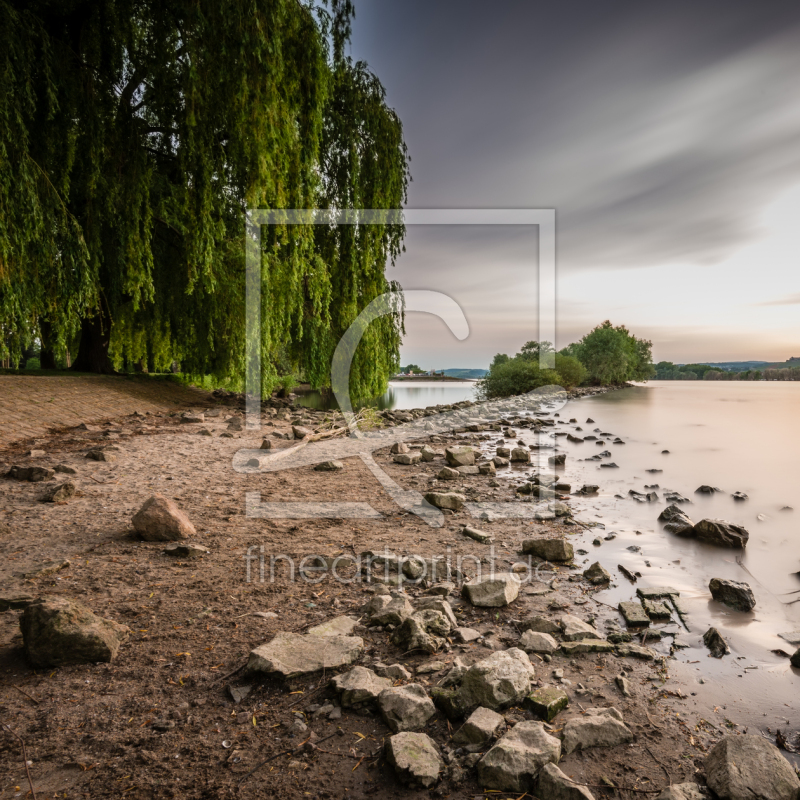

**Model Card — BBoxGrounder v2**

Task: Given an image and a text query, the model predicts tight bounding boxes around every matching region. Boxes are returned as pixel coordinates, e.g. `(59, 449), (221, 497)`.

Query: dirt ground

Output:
(0, 394), (724, 799)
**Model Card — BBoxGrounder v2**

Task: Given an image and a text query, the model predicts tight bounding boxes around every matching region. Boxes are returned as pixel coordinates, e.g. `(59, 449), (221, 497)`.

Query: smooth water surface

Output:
(297, 380), (478, 411)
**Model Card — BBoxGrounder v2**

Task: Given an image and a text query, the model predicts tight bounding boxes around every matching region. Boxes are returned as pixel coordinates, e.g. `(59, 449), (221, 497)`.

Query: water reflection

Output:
(296, 380), (478, 411)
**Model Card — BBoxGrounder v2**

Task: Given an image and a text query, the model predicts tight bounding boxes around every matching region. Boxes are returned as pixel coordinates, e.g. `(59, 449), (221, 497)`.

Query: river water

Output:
(504, 381), (800, 736)
(296, 379), (479, 410)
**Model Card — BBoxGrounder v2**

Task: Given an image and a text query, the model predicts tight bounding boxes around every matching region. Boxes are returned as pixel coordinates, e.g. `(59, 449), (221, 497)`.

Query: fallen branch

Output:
(3, 724), (37, 800)
(13, 685), (39, 705)
(238, 731), (340, 784)
(645, 743), (672, 785)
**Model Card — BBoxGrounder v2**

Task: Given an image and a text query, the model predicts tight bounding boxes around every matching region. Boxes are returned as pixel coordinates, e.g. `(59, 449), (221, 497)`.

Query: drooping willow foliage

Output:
(0, 0), (409, 396)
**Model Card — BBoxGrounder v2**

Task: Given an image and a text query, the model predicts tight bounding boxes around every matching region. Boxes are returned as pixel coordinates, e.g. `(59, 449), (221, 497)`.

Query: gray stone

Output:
(420, 445), (436, 462)
(259, 438), (273, 450)
(386, 732), (443, 788)
(619, 601), (650, 627)
(458, 648), (536, 710)
(163, 542), (209, 558)
(561, 640), (615, 655)
(520, 630), (558, 654)
(462, 573), (521, 607)
(247, 633), (363, 677)
(54, 464), (77, 475)
(368, 592), (413, 626)
(292, 425), (312, 439)
(424, 491), (466, 511)
(791, 648), (800, 669)
(378, 683), (436, 732)
(615, 674), (632, 697)
(691, 519), (749, 548)
(709, 578), (756, 612)
(615, 644), (656, 659)
(20, 597), (130, 668)
(560, 614), (603, 641)
(332, 666), (392, 706)
(132, 494), (196, 541)
(457, 465), (480, 475)
(524, 686), (569, 722)
(476, 721), (560, 791)
(703, 627), (730, 658)
(392, 609), (450, 653)
(445, 445), (475, 467)
(583, 562), (611, 585)
(549, 453), (567, 467)
(452, 706), (505, 745)
(8, 465), (55, 482)
(394, 452), (422, 465)
(479, 461), (497, 475)
(314, 460), (344, 471)
(414, 598), (457, 627)
(375, 663), (412, 680)
(493, 456), (510, 467)
(705, 734), (800, 800)
(455, 627), (482, 643)
(44, 481), (76, 503)
(563, 707), (633, 754)
(519, 615), (560, 635)
(86, 449), (116, 462)
(642, 598), (672, 621)
(537, 762), (595, 800)
(655, 785), (705, 800)
(522, 538), (574, 562)
(437, 466), (461, 480)
(636, 586), (680, 599)
(391, 442), (409, 454)
(306, 616), (359, 637)
(659, 504), (694, 534)
(510, 447), (531, 463)
(463, 525), (493, 543)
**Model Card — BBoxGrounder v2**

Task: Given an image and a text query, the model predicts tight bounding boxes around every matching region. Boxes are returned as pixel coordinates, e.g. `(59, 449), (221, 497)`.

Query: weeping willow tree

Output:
(0, 0), (409, 396)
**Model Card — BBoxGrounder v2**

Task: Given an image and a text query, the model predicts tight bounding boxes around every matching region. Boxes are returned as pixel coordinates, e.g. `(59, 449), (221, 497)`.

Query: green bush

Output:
(554, 353), (586, 389)
(24, 357), (41, 370)
(478, 359), (561, 399)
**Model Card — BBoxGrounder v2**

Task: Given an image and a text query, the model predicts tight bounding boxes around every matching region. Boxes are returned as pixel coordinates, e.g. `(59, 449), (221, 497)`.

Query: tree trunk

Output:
(39, 320), (57, 370)
(71, 307), (116, 374)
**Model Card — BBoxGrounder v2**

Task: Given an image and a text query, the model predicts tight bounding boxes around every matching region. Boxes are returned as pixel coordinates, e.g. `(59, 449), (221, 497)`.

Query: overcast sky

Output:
(350, 1), (800, 368)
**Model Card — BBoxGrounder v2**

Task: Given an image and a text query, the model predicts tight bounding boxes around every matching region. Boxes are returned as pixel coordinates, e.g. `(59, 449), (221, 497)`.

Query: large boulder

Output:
(560, 614), (603, 642)
(519, 630), (558, 654)
(445, 446), (475, 467)
(703, 627), (730, 658)
(458, 648), (536, 710)
(20, 597), (130, 667)
(562, 707), (633, 754)
(705, 734), (800, 800)
(386, 732), (443, 788)
(378, 684), (436, 732)
(709, 578), (756, 612)
(331, 667), (392, 707)
(522, 538), (573, 562)
(132, 494), (196, 541)
(691, 519), (749, 548)
(476, 721), (561, 791)
(536, 762), (595, 800)
(511, 448), (531, 463)
(247, 633), (363, 677)
(462, 573), (521, 607)
(658, 504), (694, 534)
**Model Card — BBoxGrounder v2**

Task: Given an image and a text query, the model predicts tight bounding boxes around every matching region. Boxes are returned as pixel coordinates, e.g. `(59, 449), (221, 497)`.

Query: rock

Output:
(496, 446), (511, 457)
(86, 449), (116, 462)
(519, 615), (560, 634)
(560, 614), (603, 642)
(332, 666), (392, 706)
(511, 448), (530, 463)
(378, 684), (436, 732)
(790, 648), (800, 669)
(445, 445), (475, 467)
(247, 633), (363, 677)
(132, 494), (196, 541)
(703, 627), (730, 658)
(306, 616), (359, 637)
(479, 461), (497, 475)
(15, 560), (71, 579)
(691, 519), (749, 548)
(455, 627), (482, 643)
(415, 659), (446, 675)
(452, 707), (505, 745)
(20, 597), (130, 667)
(314, 460), (344, 471)
(695, 485), (720, 494)
(259, 439), (273, 450)
(227, 684), (253, 704)
(658, 504), (694, 534)
(583, 562), (611, 585)
(431, 687), (470, 720)
(577, 484), (599, 495)
(709, 578), (756, 612)
(394, 452), (422, 465)
(615, 643), (656, 659)
(615, 674), (632, 697)
(655, 785), (705, 800)
(561, 640), (615, 655)
(385, 732), (443, 788)
(392, 610), (450, 653)
(537, 762), (595, 800)
(163, 542), (209, 558)
(732, 491), (748, 501)
(7, 465), (55, 482)
(391, 442), (409, 454)
(463, 525), (493, 543)
(522, 538), (573, 562)
(368, 592), (413, 626)
(563, 707), (633, 755)
(424, 491), (465, 511)
(705, 734), (800, 800)
(54, 464), (77, 475)
(0, 594), (34, 612)
(292, 425), (312, 439)
(43, 481), (76, 503)
(524, 686), (569, 722)
(437, 466), (461, 480)
(618, 602), (650, 627)
(414, 598), (457, 627)
(642, 598), (672, 621)
(462, 573), (521, 607)
(520, 630), (558, 654)
(420, 445), (436, 462)
(548, 453), (567, 466)
(181, 412), (205, 423)
(476, 721), (560, 791)
(493, 456), (510, 467)
(375, 663), (412, 680)
(458, 648), (536, 710)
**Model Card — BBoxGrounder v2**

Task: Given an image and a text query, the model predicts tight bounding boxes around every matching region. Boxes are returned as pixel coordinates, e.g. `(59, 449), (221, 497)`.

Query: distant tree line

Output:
(480, 321), (654, 399)
(656, 362), (800, 381)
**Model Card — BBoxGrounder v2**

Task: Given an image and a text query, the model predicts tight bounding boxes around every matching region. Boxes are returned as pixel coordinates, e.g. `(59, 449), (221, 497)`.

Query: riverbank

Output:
(0, 384), (796, 798)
